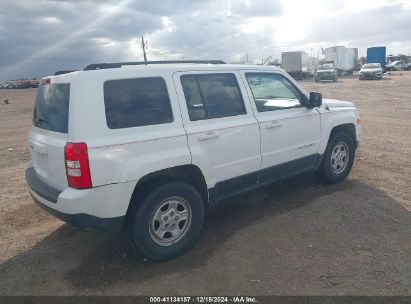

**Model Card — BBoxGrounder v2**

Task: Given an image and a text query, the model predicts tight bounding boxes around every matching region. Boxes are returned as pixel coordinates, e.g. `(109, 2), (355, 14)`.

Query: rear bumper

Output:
(29, 193), (125, 234)
(25, 165), (135, 234)
(25, 166), (61, 203)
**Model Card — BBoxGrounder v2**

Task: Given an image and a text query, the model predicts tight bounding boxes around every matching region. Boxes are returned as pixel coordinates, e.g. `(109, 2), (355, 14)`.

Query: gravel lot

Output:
(0, 72), (410, 295)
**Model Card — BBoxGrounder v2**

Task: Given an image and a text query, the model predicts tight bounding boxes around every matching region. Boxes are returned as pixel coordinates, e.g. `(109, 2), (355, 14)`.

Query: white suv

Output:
(26, 61), (361, 261)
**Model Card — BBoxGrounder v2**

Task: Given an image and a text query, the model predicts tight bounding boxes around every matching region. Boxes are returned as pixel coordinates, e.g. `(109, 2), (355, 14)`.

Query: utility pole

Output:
(141, 36), (148, 62)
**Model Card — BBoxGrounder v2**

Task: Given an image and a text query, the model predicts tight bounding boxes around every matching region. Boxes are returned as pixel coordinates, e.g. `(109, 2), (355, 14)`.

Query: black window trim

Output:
(244, 72), (309, 112)
(103, 76), (174, 130)
(180, 72), (247, 121)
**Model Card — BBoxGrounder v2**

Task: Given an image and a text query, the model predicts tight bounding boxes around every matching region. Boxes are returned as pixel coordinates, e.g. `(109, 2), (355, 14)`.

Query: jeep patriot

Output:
(26, 61), (361, 261)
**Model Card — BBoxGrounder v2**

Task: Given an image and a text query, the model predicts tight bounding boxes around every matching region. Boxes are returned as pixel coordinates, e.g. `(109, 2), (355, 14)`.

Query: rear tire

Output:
(128, 181), (204, 261)
(317, 132), (355, 183)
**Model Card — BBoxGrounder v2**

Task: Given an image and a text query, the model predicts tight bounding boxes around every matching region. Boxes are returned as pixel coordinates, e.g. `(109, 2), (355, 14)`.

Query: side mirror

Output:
(307, 91), (322, 108)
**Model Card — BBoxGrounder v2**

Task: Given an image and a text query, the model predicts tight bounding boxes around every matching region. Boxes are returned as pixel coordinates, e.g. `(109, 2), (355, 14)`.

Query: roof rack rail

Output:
(83, 60), (226, 71)
(54, 70), (78, 76)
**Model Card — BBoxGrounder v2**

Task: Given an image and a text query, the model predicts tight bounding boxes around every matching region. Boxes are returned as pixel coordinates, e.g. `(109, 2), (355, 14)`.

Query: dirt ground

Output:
(0, 72), (410, 295)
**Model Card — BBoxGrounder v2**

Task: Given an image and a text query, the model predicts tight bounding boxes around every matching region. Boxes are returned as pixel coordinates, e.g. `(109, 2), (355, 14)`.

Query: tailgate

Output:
(29, 128), (68, 191)
(29, 82), (70, 191)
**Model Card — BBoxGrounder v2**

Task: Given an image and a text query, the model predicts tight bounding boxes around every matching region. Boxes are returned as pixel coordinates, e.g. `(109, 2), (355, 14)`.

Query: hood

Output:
(322, 98), (354, 109)
(360, 68), (382, 73)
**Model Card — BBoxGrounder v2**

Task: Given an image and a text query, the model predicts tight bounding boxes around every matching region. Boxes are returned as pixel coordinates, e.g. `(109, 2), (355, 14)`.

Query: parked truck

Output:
(366, 47), (386, 71)
(307, 57), (319, 76)
(281, 51), (308, 79)
(346, 48), (358, 69)
(325, 46), (358, 76)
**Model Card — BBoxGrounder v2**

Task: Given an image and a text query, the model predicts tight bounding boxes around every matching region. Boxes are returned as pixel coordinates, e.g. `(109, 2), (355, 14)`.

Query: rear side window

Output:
(33, 83), (70, 133)
(181, 74), (246, 121)
(104, 77), (173, 129)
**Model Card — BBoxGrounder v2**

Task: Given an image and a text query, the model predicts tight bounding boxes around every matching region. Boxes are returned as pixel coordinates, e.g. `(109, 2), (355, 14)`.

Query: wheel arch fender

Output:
(124, 164), (209, 228)
(320, 111), (359, 154)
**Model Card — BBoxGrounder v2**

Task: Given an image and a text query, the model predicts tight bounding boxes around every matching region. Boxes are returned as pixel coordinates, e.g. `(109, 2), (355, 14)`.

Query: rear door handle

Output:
(197, 131), (220, 141)
(265, 121), (282, 129)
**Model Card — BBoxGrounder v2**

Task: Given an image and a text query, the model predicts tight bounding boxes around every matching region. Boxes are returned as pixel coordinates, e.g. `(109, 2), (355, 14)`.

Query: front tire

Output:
(317, 132), (355, 183)
(129, 181), (204, 261)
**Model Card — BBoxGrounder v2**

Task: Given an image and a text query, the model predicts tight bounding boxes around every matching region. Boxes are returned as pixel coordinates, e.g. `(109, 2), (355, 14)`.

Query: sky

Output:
(0, 0), (410, 80)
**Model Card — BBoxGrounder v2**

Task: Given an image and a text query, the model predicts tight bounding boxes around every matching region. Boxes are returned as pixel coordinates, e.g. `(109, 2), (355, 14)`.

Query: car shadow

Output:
(1, 173), (410, 295)
(315, 80), (341, 84)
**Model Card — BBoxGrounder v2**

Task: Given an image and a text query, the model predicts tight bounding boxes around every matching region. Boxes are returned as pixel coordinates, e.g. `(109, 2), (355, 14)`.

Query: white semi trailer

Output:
(325, 46), (358, 76)
(307, 57), (319, 76)
(281, 51), (308, 79)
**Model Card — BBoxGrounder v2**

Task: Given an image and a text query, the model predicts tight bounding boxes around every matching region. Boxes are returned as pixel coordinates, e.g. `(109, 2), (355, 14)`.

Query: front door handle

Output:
(197, 131), (221, 141)
(265, 121), (282, 129)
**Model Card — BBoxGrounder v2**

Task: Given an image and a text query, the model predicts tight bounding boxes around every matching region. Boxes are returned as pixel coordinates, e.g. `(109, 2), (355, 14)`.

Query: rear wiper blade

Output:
(33, 118), (50, 126)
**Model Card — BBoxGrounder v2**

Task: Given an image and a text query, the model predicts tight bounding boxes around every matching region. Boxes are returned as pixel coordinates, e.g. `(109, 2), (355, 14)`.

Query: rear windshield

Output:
(33, 83), (70, 133)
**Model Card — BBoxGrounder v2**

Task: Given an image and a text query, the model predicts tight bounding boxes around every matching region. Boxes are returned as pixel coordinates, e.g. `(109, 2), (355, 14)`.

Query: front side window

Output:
(245, 73), (304, 112)
(181, 74), (246, 121)
(104, 77), (173, 129)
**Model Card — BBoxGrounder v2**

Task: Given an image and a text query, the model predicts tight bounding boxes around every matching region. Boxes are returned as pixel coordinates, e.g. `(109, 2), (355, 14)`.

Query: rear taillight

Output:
(41, 78), (51, 85)
(64, 142), (92, 189)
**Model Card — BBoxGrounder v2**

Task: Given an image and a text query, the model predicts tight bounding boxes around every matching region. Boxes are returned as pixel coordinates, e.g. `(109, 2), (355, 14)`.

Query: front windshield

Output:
(363, 63), (380, 69)
(319, 65), (333, 70)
